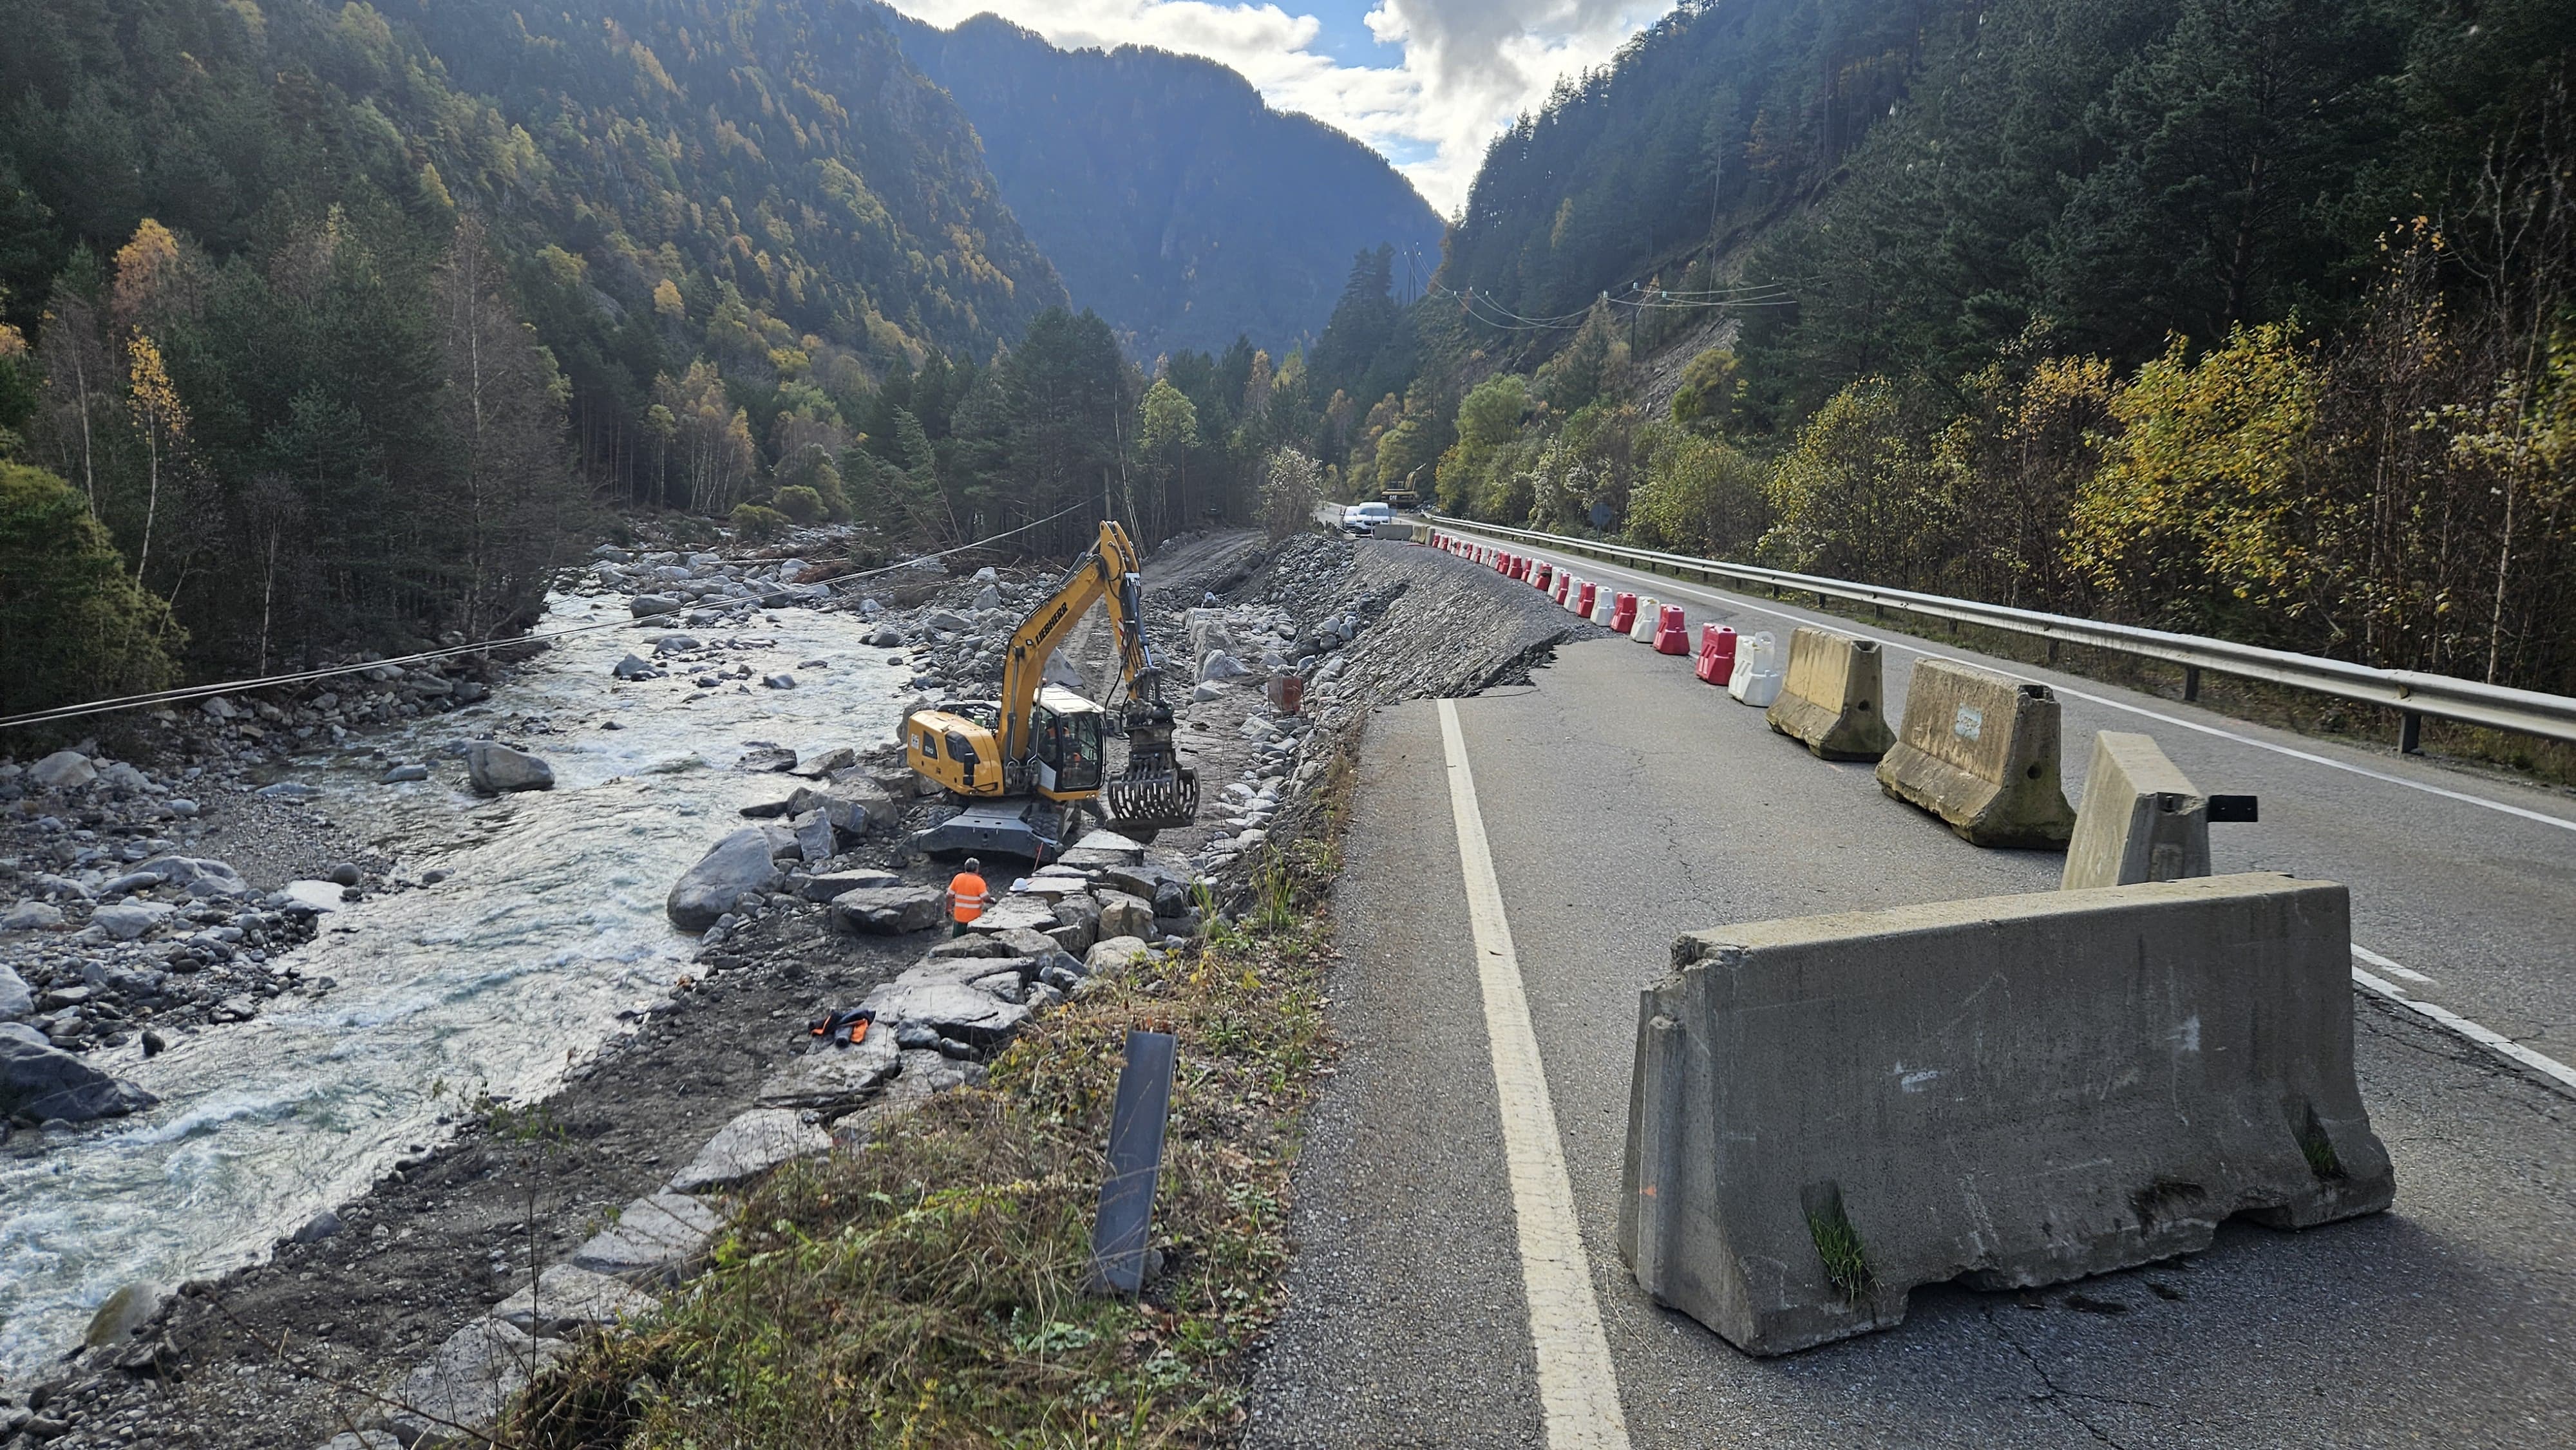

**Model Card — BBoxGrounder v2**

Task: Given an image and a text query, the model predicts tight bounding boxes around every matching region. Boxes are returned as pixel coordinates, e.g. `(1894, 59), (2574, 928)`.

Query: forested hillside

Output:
(0, 0), (1065, 708)
(1383, 0), (2576, 703)
(881, 8), (1447, 359)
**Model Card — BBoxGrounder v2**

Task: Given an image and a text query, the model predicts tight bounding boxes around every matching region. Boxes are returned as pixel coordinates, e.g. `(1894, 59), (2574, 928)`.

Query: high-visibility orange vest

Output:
(949, 872), (989, 923)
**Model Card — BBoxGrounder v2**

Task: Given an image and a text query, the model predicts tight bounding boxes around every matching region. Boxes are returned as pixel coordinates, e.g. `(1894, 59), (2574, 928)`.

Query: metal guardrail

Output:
(1421, 512), (2576, 750)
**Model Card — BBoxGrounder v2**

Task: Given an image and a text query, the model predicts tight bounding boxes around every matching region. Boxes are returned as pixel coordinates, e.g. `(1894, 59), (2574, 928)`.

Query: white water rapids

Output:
(0, 590), (905, 1375)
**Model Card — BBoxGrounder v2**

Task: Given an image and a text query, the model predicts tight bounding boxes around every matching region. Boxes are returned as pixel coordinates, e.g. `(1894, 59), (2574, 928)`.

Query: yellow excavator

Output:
(902, 520), (1200, 861)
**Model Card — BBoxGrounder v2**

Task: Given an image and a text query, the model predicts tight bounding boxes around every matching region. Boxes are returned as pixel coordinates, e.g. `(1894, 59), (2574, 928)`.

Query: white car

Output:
(1342, 502), (1394, 535)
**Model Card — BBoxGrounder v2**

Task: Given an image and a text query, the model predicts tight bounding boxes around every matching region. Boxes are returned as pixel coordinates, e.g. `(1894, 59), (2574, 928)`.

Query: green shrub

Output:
(728, 502), (790, 541)
(0, 462), (183, 719)
(771, 484), (824, 524)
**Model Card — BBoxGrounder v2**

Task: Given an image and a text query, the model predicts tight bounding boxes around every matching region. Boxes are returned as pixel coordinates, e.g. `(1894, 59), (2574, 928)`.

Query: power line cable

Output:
(0, 500), (1093, 734)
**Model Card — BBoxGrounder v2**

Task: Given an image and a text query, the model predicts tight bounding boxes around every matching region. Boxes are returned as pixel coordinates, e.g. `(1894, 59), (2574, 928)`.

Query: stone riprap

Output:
(571, 1192), (726, 1285)
(382, 1317), (575, 1447)
(828, 885), (947, 935)
(1619, 873), (2391, 1355)
(755, 1027), (902, 1111)
(665, 1109), (832, 1193)
(493, 1263), (659, 1337)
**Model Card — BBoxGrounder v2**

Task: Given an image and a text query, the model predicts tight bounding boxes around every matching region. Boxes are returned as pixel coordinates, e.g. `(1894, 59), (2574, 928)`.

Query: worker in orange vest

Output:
(947, 858), (992, 937)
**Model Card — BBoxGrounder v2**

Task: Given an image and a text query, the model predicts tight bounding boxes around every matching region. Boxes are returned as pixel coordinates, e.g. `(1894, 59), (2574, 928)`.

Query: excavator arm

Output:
(992, 522), (1198, 831)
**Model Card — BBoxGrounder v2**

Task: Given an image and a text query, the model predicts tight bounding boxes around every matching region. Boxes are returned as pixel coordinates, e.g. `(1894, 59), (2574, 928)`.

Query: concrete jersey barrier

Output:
(1876, 657), (2078, 847)
(1618, 872), (2393, 1357)
(2063, 732), (2212, 890)
(1764, 626), (1893, 761)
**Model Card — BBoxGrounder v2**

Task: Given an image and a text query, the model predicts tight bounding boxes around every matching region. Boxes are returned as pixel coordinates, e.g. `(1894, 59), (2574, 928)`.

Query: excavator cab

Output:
(1030, 688), (1106, 796)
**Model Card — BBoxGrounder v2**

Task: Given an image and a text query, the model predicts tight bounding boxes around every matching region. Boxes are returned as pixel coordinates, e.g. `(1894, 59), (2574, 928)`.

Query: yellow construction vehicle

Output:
(902, 520), (1200, 861)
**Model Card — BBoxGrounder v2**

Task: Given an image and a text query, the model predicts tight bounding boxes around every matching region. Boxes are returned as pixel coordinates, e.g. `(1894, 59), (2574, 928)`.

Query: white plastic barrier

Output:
(1728, 630), (1785, 708)
(1591, 590), (1618, 626)
(1630, 596), (1662, 643)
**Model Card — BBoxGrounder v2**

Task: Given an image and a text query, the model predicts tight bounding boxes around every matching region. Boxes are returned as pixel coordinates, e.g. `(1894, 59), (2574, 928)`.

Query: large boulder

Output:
(84, 1281), (168, 1348)
(828, 885), (947, 935)
(860, 979), (1030, 1048)
(790, 809), (835, 863)
(384, 1318), (576, 1447)
(571, 1191), (724, 1285)
(1047, 896), (1100, 956)
(90, 901), (175, 941)
(0, 966), (32, 1018)
(494, 1263), (659, 1337)
(665, 829), (782, 932)
(1084, 936), (1155, 977)
(788, 785), (890, 838)
(965, 894), (1058, 936)
(2, 903), (63, 934)
(138, 856), (249, 897)
(1094, 890), (1155, 942)
(798, 869), (902, 903)
(2, 1035), (158, 1121)
(755, 1028), (902, 1112)
(667, 1109), (831, 1192)
(464, 741), (555, 795)
(630, 593), (683, 618)
(28, 751), (96, 791)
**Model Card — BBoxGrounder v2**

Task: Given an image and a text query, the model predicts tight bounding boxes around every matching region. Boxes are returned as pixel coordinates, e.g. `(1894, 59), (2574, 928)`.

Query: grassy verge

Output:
(515, 833), (1350, 1448)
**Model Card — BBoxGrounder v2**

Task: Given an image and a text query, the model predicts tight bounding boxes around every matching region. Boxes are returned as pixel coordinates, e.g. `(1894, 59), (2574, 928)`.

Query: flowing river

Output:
(0, 590), (905, 1375)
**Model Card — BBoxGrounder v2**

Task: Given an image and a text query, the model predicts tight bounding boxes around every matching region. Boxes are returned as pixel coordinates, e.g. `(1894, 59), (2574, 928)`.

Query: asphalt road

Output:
(1244, 547), (2576, 1448)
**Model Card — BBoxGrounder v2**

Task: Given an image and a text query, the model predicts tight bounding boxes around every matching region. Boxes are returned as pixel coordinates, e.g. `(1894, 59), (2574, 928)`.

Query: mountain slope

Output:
(0, 0), (1071, 672)
(397, 0), (1065, 368)
(1441, 0), (1939, 325)
(878, 7), (1446, 358)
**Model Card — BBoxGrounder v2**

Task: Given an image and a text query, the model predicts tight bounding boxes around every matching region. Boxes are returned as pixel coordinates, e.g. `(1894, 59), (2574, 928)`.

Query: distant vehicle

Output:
(1379, 485), (1420, 510)
(1341, 502), (1394, 534)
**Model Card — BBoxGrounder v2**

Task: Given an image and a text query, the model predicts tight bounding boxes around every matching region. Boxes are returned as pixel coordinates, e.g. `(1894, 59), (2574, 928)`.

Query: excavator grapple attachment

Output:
(1108, 750), (1200, 831)
(1107, 669), (1198, 833)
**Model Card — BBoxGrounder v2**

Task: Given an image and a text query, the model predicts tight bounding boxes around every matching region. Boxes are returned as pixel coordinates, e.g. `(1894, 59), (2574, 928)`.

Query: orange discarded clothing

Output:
(947, 871), (991, 924)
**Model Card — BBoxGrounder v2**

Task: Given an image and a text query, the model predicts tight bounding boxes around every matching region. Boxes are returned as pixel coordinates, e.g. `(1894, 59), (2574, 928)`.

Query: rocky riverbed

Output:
(0, 522), (1599, 1449)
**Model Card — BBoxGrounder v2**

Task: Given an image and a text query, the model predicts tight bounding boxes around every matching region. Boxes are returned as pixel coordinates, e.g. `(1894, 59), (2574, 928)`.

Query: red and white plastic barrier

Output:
(1695, 624), (1738, 684)
(1728, 630), (1785, 707)
(1653, 605), (1690, 654)
(1575, 581), (1597, 617)
(1609, 592), (1638, 634)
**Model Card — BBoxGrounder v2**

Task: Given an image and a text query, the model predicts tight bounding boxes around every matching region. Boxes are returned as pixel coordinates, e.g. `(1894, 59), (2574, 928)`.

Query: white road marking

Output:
(2350, 966), (2576, 1097)
(1436, 699), (1633, 1449)
(1514, 544), (2576, 836)
(2353, 943), (2434, 984)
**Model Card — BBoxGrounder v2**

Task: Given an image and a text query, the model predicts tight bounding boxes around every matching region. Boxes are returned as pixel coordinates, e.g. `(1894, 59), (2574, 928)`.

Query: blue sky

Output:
(1300, 1), (1396, 61)
(881, 2), (1674, 214)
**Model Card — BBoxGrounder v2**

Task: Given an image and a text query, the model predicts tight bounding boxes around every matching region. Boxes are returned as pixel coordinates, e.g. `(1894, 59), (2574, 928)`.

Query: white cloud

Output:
(880, 1), (1672, 214)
